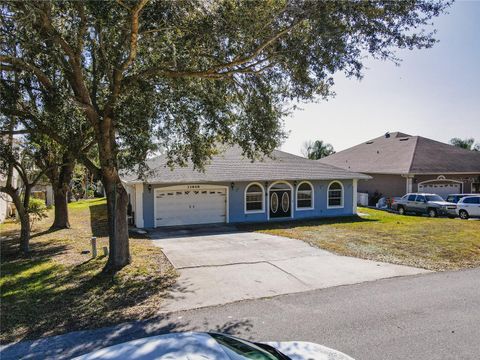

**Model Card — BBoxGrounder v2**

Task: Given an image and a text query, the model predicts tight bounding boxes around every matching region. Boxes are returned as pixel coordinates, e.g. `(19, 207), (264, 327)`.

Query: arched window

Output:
(328, 181), (343, 208)
(296, 181), (314, 210)
(245, 183), (264, 213)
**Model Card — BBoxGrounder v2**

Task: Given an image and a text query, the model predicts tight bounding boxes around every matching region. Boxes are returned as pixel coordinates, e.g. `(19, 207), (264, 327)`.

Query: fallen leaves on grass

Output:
(0, 198), (177, 344)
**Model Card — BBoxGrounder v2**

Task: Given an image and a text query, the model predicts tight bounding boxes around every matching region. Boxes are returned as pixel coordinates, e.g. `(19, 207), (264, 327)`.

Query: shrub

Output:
(27, 198), (48, 229)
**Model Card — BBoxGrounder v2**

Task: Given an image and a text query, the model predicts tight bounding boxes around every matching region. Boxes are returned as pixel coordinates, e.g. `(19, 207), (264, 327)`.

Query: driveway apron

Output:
(149, 228), (430, 313)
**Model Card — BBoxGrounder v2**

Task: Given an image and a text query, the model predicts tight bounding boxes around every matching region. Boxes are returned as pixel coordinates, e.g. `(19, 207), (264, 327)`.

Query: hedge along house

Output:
(122, 146), (370, 228)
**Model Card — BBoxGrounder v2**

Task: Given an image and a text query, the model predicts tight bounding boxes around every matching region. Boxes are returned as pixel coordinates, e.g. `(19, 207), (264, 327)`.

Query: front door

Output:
(270, 190), (291, 218)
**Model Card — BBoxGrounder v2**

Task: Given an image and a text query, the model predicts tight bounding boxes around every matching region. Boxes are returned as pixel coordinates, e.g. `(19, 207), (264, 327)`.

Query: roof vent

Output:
(366, 141), (374, 144)
(385, 132), (390, 138)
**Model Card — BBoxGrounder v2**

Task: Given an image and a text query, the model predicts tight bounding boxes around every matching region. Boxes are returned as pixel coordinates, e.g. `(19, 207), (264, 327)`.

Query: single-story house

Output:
(0, 192), (12, 223)
(0, 173), (53, 223)
(123, 146), (370, 228)
(31, 183), (54, 207)
(319, 132), (480, 201)
(0, 170), (19, 223)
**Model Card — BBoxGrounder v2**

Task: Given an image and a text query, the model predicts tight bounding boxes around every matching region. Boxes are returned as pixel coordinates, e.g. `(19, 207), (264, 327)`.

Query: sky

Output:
(281, 0), (480, 155)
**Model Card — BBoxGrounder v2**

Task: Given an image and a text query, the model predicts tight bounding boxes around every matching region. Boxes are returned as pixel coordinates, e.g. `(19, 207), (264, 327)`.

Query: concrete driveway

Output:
(150, 226), (430, 313)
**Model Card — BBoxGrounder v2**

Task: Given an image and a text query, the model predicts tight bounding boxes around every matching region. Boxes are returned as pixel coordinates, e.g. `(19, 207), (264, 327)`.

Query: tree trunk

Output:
(103, 172), (130, 271)
(45, 153), (74, 229)
(19, 210), (31, 254)
(9, 188), (31, 254)
(51, 186), (70, 229)
(92, 114), (131, 272)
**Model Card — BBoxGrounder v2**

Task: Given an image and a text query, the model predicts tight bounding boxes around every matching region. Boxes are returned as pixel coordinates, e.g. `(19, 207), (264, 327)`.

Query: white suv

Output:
(456, 195), (480, 219)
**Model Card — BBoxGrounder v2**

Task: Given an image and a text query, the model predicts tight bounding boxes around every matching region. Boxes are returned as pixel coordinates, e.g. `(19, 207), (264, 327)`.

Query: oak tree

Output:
(0, 0), (448, 270)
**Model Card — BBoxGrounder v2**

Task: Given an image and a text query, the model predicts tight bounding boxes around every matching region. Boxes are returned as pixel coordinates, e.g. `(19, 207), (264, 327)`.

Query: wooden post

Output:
(91, 236), (97, 258)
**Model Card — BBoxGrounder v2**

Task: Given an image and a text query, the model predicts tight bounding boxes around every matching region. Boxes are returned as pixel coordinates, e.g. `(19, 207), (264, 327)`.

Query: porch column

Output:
(405, 176), (414, 193)
(134, 183), (144, 228)
(353, 179), (358, 214)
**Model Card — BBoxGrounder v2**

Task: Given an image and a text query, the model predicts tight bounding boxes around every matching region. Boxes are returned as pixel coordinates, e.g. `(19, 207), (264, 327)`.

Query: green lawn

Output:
(246, 207), (480, 271)
(0, 198), (177, 344)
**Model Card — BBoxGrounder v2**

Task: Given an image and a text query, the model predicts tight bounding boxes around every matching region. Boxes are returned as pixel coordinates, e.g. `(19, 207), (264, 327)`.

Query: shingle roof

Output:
(122, 145), (370, 184)
(319, 132), (480, 174)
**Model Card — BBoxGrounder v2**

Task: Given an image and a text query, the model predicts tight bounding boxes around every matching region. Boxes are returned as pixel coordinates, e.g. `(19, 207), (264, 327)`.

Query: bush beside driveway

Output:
(0, 199), (177, 345)
(247, 207), (480, 271)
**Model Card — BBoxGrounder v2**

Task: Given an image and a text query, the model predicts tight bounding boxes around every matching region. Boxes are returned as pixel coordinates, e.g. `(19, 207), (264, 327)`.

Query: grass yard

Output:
(0, 198), (177, 345)
(247, 207), (480, 271)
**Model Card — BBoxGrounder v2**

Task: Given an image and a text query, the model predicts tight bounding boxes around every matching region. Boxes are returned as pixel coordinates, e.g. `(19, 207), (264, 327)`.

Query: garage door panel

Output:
(155, 187), (226, 227)
(418, 183), (461, 199)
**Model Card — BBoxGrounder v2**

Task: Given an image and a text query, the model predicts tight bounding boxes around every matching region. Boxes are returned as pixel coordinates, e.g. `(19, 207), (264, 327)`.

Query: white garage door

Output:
(418, 183), (461, 199)
(155, 187), (226, 227)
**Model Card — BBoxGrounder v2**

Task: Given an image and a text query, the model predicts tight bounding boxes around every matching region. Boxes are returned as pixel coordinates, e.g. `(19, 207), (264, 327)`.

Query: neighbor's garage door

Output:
(155, 188), (226, 227)
(418, 183), (461, 199)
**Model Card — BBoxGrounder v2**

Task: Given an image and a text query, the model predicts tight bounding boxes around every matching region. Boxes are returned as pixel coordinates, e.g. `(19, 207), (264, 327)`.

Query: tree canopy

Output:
(0, 0), (449, 269)
(450, 137), (479, 151)
(302, 140), (335, 160)
(1, 0), (448, 168)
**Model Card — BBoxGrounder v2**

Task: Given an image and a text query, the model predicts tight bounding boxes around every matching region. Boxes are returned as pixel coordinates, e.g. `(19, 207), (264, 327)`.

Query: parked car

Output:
(445, 194), (477, 204)
(391, 193), (457, 217)
(456, 195), (480, 220)
(444, 194), (477, 217)
(73, 332), (354, 360)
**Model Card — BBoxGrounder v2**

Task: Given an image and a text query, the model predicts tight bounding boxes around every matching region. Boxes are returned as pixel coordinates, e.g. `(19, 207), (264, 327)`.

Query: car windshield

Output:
(425, 195), (444, 202)
(209, 333), (285, 360)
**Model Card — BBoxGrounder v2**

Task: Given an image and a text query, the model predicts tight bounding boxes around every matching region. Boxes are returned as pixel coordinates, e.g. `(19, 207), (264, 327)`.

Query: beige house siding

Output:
(358, 173), (480, 201)
(413, 174), (480, 193)
(357, 174), (407, 199)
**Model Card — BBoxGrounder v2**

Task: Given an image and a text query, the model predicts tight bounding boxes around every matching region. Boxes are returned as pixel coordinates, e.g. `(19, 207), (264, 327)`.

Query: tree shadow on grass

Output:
(88, 204), (109, 238)
(1, 253), (178, 344)
(1, 235), (69, 265)
(31, 227), (62, 239)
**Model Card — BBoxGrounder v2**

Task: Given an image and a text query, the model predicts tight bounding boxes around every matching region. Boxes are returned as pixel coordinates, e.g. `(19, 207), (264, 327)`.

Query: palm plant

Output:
(302, 140), (335, 159)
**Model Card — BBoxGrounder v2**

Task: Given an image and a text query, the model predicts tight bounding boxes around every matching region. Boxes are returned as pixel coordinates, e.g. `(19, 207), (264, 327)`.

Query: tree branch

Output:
(77, 152), (101, 178)
(119, 0), (150, 73)
(0, 56), (53, 90)
(123, 21), (302, 84)
(115, 0), (131, 11)
(75, 1), (87, 62)
(0, 129), (30, 135)
(106, 0), (150, 115)
(31, 2), (95, 112)
(81, 139), (97, 153)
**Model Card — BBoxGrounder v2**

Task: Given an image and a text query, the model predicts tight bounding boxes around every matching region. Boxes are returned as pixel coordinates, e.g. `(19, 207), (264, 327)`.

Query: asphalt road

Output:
(2, 268), (479, 360)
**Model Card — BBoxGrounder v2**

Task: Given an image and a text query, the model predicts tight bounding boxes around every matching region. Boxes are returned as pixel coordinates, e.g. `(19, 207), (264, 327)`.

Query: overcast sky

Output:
(281, 0), (480, 155)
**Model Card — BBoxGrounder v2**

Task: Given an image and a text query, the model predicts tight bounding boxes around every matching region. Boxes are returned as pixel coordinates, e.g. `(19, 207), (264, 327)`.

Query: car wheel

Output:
(398, 206), (405, 215)
(428, 208), (437, 218)
(459, 210), (469, 220)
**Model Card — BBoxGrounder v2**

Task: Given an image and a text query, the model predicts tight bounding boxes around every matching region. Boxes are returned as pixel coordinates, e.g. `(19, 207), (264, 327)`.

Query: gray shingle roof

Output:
(319, 132), (480, 174)
(122, 146), (370, 184)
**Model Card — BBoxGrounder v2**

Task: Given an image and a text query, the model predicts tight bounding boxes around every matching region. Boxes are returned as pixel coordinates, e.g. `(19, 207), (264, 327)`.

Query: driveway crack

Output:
(173, 254), (325, 270)
(176, 260), (273, 270)
(266, 261), (310, 287)
(177, 260), (310, 288)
